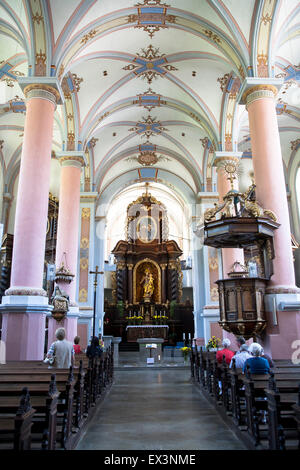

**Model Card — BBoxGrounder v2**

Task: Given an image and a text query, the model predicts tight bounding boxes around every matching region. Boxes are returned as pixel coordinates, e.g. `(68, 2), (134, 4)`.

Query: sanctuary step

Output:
(119, 342), (139, 352)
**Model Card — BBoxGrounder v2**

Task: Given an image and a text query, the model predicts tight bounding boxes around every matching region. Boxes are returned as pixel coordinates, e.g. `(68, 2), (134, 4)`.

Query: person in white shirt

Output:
(229, 344), (251, 369)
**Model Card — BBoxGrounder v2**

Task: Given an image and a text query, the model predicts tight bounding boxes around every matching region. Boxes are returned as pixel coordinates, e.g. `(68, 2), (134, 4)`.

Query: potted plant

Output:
(206, 336), (221, 351)
(180, 346), (191, 364)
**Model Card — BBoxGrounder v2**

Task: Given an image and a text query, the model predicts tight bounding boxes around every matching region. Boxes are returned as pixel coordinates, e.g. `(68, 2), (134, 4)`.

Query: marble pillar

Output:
(48, 152), (85, 346)
(241, 81), (300, 359)
(0, 84), (60, 360)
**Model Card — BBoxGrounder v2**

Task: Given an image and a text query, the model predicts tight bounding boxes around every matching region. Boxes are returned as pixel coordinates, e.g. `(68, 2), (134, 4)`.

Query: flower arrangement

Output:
(153, 314), (168, 324)
(206, 336), (221, 350)
(126, 315), (144, 325)
(180, 346), (191, 362)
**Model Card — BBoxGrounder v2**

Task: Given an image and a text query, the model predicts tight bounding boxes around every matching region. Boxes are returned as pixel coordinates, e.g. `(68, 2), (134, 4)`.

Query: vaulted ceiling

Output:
(0, 0), (299, 204)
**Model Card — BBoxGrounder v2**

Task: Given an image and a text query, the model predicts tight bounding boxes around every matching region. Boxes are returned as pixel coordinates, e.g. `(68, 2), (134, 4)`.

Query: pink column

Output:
(245, 86), (297, 291)
(9, 87), (57, 291)
(243, 84), (300, 359)
(48, 155), (84, 345)
(1, 85), (59, 360)
(215, 156), (245, 278)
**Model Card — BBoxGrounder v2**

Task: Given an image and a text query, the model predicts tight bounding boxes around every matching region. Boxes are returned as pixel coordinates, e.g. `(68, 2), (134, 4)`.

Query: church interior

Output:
(0, 0), (299, 452)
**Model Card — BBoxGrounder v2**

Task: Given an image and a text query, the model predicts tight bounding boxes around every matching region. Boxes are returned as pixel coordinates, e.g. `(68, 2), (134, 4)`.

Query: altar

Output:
(126, 325), (169, 342)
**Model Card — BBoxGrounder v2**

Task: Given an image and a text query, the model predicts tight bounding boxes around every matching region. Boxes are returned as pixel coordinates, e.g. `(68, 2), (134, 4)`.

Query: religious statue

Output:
(50, 285), (70, 321)
(140, 268), (155, 301)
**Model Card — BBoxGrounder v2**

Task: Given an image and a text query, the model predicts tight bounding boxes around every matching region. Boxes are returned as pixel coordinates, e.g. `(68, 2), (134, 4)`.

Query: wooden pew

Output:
(265, 379), (300, 450)
(0, 366), (76, 449)
(0, 387), (35, 450)
(242, 366), (300, 447)
(0, 348), (113, 450)
(0, 374), (59, 450)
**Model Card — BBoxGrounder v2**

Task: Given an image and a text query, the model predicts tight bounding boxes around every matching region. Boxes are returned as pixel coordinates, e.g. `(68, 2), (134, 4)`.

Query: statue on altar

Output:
(140, 268), (155, 302)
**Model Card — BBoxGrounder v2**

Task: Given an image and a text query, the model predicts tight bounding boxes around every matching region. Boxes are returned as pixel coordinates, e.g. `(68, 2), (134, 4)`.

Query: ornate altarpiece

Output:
(110, 186), (183, 336)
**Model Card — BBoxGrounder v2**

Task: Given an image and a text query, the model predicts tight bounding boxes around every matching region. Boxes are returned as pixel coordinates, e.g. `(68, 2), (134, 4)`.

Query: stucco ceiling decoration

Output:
(133, 87), (166, 112)
(122, 45), (178, 84)
(128, 115), (169, 139)
(128, 0), (176, 39)
(0, 61), (25, 87)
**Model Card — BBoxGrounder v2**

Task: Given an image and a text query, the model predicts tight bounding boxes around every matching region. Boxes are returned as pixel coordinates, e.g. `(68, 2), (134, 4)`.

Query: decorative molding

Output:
(242, 84), (278, 107)
(23, 84), (60, 105)
(5, 287), (47, 296)
(128, 1), (175, 38)
(291, 139), (300, 151)
(129, 115), (168, 138)
(123, 45), (178, 84)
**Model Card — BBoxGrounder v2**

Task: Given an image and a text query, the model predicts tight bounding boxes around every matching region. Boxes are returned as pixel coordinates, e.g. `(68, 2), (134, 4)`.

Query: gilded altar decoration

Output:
(140, 268), (155, 302)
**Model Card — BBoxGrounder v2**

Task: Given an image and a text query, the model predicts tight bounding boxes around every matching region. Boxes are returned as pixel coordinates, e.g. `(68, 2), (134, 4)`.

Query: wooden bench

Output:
(0, 387), (35, 450)
(242, 366), (300, 447)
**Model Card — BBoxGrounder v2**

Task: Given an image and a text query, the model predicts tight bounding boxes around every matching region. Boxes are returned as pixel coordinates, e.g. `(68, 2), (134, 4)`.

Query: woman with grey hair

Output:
(216, 338), (235, 365)
(243, 342), (270, 375)
(45, 327), (74, 369)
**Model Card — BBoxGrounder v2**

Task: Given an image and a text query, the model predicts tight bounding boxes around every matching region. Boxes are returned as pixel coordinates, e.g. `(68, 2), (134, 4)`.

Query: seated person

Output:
(261, 348), (274, 368)
(216, 338), (235, 365)
(86, 336), (103, 359)
(230, 344), (251, 369)
(73, 336), (81, 355)
(243, 342), (270, 375)
(235, 336), (248, 354)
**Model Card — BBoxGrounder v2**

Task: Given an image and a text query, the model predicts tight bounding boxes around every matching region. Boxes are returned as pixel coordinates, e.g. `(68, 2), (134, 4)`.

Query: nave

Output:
(76, 363), (245, 451)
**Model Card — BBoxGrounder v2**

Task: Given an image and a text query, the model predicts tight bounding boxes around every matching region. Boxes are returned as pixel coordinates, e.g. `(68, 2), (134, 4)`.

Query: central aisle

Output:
(76, 368), (246, 450)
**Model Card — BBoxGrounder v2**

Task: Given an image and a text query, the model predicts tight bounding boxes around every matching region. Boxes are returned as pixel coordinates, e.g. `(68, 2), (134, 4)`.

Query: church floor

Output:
(76, 366), (246, 450)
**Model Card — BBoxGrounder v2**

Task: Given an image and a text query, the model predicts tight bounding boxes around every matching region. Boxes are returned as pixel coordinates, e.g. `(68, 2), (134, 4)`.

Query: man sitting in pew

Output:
(243, 343), (270, 375)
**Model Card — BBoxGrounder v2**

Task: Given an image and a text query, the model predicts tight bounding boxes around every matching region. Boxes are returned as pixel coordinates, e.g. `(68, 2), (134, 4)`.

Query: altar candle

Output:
(188, 333), (191, 340)
(183, 333), (185, 340)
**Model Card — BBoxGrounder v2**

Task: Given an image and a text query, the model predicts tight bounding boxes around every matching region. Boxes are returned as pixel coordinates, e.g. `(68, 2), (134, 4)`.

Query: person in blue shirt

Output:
(243, 342), (270, 375)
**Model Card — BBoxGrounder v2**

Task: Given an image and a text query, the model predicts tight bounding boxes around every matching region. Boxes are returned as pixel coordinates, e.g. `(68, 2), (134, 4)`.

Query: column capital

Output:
(127, 264), (134, 270)
(238, 77), (283, 106)
(18, 77), (64, 105)
(213, 152), (242, 169)
(56, 151), (86, 169)
(160, 263), (167, 270)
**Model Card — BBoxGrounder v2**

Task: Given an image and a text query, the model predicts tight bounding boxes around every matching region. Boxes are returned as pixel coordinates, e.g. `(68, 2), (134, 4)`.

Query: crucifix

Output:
(89, 266), (104, 339)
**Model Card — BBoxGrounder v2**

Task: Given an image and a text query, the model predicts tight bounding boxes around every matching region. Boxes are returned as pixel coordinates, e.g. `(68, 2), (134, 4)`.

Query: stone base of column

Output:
(262, 293), (300, 360)
(47, 306), (79, 349)
(112, 337), (122, 364)
(103, 335), (114, 351)
(0, 295), (53, 360)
